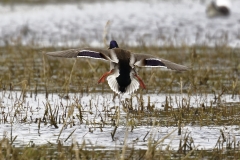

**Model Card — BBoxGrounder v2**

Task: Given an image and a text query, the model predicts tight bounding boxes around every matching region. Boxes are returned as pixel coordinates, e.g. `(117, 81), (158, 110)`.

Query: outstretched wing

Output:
(134, 53), (189, 71)
(46, 48), (112, 61)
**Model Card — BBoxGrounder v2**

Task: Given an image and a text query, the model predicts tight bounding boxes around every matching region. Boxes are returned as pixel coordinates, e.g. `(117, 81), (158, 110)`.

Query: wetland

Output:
(1, 0), (240, 159)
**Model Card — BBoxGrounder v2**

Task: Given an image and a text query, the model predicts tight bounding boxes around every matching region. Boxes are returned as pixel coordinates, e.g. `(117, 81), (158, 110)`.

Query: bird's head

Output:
(109, 40), (119, 49)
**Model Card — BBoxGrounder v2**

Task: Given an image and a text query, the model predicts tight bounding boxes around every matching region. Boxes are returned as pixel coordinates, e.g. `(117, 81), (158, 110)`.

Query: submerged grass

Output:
(1, 44), (240, 159)
(1, 133), (240, 159)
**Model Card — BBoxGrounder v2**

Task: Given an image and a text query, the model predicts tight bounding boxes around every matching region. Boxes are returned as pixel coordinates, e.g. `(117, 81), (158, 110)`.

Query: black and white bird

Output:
(206, 0), (231, 18)
(46, 40), (188, 95)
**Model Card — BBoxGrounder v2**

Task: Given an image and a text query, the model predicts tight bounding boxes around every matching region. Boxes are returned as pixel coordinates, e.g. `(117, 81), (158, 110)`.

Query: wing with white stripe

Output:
(134, 53), (189, 71)
(46, 48), (112, 61)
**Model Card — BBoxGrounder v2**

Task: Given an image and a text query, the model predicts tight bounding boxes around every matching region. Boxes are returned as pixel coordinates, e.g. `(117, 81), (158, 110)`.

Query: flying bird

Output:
(46, 40), (188, 94)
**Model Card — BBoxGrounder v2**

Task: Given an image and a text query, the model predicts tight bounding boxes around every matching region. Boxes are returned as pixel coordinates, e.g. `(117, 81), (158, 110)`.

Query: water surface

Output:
(1, 91), (239, 150)
(1, 0), (240, 47)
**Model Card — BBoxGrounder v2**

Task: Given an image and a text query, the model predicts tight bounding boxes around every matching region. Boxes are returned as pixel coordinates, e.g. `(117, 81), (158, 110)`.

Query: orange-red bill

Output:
(134, 74), (146, 89)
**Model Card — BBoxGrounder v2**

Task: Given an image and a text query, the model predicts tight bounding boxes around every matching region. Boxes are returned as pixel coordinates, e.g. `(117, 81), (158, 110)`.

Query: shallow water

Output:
(0, 0), (240, 47)
(1, 91), (239, 150)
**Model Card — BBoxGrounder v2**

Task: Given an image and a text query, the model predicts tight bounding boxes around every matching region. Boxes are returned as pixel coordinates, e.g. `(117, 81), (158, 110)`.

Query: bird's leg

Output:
(132, 68), (146, 89)
(134, 74), (146, 89)
(98, 69), (114, 83)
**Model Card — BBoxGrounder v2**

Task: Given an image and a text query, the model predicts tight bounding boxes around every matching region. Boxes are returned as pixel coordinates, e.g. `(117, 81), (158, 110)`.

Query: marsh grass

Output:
(0, 130), (240, 159)
(1, 45), (240, 95)
(1, 44), (240, 159)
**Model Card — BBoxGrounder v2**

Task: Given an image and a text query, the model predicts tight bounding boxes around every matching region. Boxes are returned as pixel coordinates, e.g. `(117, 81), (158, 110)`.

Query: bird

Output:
(206, 0), (231, 18)
(46, 40), (188, 95)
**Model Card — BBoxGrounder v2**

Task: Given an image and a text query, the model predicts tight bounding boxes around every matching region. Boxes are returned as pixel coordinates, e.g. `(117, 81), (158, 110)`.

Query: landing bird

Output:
(46, 40), (188, 94)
